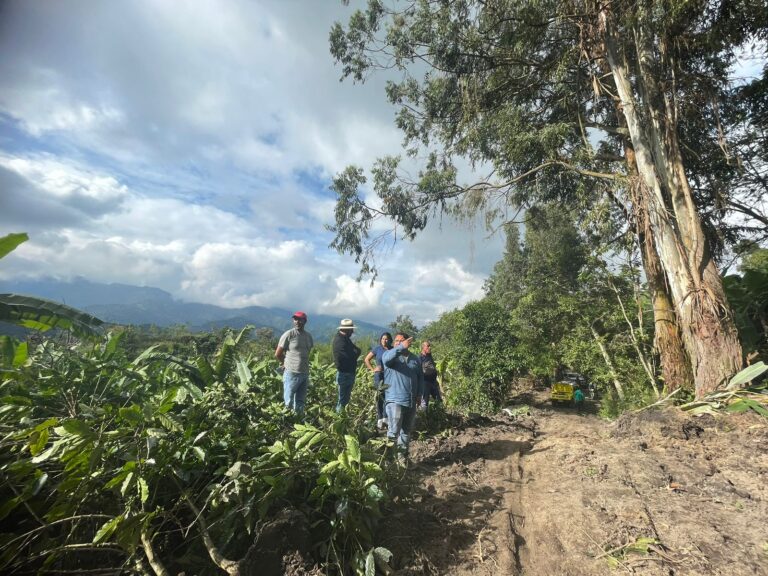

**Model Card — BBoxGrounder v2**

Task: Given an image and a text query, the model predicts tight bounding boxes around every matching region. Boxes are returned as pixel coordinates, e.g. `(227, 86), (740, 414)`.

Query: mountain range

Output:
(0, 277), (388, 342)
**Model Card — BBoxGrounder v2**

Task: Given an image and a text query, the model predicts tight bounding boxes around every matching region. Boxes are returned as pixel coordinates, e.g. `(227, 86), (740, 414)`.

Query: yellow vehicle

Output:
(550, 381), (576, 404)
(550, 372), (585, 404)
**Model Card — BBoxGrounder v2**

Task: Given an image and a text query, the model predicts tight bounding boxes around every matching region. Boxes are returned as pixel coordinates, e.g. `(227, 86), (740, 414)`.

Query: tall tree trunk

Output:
(590, 324), (625, 400)
(599, 6), (742, 397)
(624, 144), (694, 392)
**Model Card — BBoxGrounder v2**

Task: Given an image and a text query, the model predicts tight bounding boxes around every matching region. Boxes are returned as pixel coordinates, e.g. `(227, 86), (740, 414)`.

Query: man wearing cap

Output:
(275, 311), (314, 414)
(332, 319), (362, 412)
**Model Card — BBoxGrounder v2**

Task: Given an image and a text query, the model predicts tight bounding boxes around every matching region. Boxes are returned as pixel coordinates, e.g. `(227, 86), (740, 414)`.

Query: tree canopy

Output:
(328, 0), (767, 396)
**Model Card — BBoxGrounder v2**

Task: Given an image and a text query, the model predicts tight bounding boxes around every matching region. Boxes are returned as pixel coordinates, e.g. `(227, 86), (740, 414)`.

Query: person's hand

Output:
(402, 337), (414, 349)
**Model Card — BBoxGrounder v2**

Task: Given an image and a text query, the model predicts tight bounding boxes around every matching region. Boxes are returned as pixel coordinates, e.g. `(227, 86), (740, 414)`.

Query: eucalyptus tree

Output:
(328, 0), (766, 396)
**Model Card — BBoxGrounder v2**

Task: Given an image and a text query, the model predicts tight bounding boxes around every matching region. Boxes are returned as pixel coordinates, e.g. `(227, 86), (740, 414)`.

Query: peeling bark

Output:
(600, 6), (742, 397)
(624, 143), (693, 393)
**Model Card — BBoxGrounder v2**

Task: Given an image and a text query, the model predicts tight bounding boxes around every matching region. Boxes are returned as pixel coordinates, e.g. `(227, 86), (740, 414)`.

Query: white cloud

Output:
(0, 154), (128, 204)
(0, 0), (507, 328)
(379, 257), (487, 326)
(320, 274), (386, 318)
(181, 240), (326, 307)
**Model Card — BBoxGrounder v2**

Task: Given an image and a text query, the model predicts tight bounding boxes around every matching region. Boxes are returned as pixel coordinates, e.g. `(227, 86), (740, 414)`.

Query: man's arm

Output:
(275, 331), (289, 364)
(332, 334), (343, 367)
(382, 347), (399, 367)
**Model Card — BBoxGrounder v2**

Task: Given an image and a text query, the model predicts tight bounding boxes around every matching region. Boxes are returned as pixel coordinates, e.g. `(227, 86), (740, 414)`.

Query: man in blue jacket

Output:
(382, 332), (424, 464)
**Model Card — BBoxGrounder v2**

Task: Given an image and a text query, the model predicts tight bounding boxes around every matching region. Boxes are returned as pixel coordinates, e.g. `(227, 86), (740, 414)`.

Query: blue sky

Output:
(0, 0), (504, 326)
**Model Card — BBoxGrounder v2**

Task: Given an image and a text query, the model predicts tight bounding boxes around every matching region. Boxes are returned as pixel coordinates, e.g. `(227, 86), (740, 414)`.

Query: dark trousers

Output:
(420, 378), (442, 408)
(373, 371), (386, 420)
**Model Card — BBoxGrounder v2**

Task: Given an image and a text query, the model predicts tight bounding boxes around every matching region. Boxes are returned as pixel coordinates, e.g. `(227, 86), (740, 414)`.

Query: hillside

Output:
(0, 277), (388, 341)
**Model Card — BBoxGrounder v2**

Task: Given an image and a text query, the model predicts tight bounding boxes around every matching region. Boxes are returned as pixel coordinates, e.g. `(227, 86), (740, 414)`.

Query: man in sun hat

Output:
(332, 318), (361, 412)
(275, 311), (314, 414)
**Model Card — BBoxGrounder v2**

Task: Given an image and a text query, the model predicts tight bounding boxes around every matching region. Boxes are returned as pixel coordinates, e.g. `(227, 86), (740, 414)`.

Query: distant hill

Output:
(0, 277), (387, 343)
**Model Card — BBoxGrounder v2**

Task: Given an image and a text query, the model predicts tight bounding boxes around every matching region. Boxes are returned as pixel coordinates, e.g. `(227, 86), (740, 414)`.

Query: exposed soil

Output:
(378, 382), (768, 575)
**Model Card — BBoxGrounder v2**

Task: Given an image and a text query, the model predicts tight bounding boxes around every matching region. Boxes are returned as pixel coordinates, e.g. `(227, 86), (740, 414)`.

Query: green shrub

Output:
(0, 332), (394, 575)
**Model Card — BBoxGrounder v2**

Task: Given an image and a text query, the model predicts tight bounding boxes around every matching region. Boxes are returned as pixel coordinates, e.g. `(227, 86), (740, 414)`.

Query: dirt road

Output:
(379, 385), (768, 575)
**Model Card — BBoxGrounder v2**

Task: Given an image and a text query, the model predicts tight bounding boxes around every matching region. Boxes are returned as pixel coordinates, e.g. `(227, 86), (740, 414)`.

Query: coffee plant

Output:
(0, 330), (395, 575)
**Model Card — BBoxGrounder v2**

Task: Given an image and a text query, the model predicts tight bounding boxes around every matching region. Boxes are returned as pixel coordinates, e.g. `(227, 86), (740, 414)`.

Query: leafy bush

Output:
(428, 300), (524, 414)
(0, 331), (394, 575)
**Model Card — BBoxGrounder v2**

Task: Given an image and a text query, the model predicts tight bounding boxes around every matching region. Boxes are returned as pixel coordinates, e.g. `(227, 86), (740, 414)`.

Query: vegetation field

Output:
(0, 325), (412, 575)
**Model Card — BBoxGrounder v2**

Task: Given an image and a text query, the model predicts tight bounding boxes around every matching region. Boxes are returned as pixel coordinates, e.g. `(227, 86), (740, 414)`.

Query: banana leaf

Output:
(0, 293), (104, 337)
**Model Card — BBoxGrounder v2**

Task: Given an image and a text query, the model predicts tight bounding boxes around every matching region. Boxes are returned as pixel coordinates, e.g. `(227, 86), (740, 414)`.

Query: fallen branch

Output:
(183, 495), (264, 576)
(185, 496), (241, 575)
(633, 388), (682, 413)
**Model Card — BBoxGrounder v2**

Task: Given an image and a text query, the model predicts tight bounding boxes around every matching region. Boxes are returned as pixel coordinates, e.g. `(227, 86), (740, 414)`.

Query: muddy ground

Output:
(377, 382), (768, 576)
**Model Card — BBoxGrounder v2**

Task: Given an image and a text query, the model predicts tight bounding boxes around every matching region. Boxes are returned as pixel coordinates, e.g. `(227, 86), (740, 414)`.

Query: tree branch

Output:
(185, 496), (240, 575)
(141, 529), (171, 576)
(727, 198), (768, 227)
(583, 121), (629, 135)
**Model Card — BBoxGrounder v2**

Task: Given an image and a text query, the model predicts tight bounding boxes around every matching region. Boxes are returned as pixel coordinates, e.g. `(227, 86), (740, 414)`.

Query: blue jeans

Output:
(283, 370), (309, 414)
(336, 371), (356, 412)
(385, 402), (417, 456)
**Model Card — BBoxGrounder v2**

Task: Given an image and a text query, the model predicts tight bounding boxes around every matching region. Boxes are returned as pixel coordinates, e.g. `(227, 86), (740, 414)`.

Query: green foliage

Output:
(680, 366), (768, 418)
(0, 293), (105, 337)
(501, 205), (587, 378)
(328, 1), (765, 402)
(416, 201), (658, 415)
(0, 331), (395, 574)
(484, 223), (526, 311)
(388, 314), (419, 338)
(0, 232), (28, 259)
(724, 249), (768, 359)
(419, 308), (462, 347)
(428, 300), (523, 414)
(327, 0), (767, 276)
(598, 382), (659, 419)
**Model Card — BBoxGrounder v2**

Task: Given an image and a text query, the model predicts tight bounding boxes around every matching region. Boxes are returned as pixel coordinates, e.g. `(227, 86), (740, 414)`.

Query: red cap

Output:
(292, 311), (307, 320)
